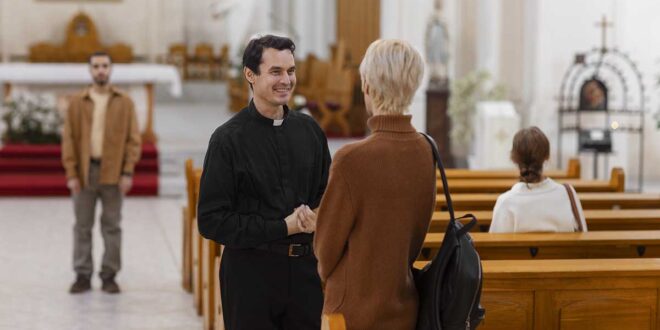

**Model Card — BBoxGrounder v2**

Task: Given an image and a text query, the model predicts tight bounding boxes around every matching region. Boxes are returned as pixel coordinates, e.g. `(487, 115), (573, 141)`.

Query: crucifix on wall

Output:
(596, 15), (613, 53)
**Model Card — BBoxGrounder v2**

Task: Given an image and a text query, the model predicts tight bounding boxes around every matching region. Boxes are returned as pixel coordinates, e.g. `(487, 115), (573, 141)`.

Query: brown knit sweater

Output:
(314, 114), (436, 330)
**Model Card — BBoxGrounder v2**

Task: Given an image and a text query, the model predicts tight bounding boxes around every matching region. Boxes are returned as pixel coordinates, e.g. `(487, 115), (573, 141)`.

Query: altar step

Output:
(0, 144), (159, 196)
(0, 158), (159, 172)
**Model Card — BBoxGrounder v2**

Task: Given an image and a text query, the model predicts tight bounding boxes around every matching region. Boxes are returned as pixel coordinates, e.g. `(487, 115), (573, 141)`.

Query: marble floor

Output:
(0, 197), (200, 330)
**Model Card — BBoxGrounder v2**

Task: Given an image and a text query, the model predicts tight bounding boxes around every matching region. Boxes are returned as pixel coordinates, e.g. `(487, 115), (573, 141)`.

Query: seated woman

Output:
(313, 39), (435, 330)
(489, 127), (588, 233)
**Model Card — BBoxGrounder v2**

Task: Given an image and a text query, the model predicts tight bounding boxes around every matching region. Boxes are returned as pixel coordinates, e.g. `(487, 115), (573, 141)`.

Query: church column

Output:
(475, 0), (501, 78)
(0, 0), (6, 62)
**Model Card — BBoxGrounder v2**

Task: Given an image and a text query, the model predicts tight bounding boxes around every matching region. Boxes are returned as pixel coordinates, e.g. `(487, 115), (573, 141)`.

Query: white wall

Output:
(444, 0), (659, 186)
(0, 0), (187, 61)
(523, 0), (660, 187)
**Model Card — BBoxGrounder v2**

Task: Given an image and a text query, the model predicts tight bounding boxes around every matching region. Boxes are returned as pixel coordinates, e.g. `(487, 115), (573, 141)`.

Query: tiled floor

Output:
(0, 197), (201, 330)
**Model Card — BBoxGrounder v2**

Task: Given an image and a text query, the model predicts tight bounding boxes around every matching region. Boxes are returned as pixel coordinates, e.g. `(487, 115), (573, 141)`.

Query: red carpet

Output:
(0, 144), (159, 196)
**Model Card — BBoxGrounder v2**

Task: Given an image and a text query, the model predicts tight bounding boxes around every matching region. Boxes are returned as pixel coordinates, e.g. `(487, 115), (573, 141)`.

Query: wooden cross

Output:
(596, 15), (613, 52)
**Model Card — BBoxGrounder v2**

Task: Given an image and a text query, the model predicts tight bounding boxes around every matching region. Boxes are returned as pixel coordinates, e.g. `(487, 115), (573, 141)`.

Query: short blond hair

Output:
(359, 39), (424, 115)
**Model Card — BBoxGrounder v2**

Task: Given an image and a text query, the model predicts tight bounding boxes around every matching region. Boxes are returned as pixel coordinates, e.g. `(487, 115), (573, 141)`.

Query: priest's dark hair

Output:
(242, 35), (295, 75)
(88, 51), (113, 64)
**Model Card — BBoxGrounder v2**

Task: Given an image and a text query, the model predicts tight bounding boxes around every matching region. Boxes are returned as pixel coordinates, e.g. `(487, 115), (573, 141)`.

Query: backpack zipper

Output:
(465, 252), (482, 330)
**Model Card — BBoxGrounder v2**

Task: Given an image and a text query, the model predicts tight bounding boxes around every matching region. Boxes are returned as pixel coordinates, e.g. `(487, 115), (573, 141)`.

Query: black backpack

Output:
(415, 133), (485, 330)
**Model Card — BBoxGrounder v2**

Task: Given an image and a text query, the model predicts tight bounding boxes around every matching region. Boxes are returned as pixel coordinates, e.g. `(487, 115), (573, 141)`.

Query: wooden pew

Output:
(414, 258), (660, 329)
(213, 256), (225, 330)
(322, 314), (347, 330)
(192, 169), (226, 329)
(192, 217), (203, 316)
(202, 239), (222, 330)
(182, 159), (196, 292)
(441, 158), (581, 180)
(430, 209), (660, 232)
(192, 169), (203, 316)
(421, 231), (660, 260)
(435, 192), (660, 211)
(437, 167), (624, 194)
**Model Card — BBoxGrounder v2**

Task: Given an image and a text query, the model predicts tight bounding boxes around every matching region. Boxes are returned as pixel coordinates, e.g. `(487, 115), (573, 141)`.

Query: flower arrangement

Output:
(1, 93), (62, 144)
(448, 70), (507, 147)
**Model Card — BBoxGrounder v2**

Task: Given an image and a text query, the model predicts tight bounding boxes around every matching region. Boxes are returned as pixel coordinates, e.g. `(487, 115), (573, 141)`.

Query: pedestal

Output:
(426, 84), (454, 167)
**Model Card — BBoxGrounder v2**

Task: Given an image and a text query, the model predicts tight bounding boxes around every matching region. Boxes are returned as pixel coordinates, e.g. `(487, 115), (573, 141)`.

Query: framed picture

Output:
(579, 78), (608, 111)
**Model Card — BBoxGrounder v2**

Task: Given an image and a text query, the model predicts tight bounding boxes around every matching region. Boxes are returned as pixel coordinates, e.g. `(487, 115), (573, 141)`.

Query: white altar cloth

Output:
(0, 63), (181, 97)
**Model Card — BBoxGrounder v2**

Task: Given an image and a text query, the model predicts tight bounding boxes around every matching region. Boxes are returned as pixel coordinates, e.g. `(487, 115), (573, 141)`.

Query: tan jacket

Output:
(314, 115), (436, 330)
(61, 86), (141, 187)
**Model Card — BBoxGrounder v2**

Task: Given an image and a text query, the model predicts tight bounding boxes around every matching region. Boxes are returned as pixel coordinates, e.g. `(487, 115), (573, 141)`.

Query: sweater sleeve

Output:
(314, 163), (356, 282)
(489, 195), (514, 233)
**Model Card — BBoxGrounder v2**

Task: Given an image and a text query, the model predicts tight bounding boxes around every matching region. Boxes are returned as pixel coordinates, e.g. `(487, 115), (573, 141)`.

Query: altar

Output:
(0, 63), (182, 143)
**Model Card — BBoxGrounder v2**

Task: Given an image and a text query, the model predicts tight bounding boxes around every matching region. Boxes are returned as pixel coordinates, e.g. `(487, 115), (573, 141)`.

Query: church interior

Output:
(0, 0), (660, 329)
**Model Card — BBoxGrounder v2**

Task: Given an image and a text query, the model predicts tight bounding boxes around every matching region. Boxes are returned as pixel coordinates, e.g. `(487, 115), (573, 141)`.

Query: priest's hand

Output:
(67, 178), (81, 195)
(285, 207), (304, 235)
(120, 175), (133, 195)
(297, 205), (317, 233)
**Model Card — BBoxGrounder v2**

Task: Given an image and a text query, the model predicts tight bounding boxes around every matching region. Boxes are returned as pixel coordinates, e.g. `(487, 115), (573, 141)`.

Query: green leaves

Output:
(447, 70), (507, 147)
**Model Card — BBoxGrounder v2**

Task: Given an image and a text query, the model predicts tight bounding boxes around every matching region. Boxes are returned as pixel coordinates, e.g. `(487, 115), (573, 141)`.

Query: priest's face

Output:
(89, 55), (112, 86)
(246, 48), (296, 107)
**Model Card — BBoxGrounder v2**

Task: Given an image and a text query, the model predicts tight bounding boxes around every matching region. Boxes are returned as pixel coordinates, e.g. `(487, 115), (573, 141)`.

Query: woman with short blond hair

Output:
(314, 39), (435, 330)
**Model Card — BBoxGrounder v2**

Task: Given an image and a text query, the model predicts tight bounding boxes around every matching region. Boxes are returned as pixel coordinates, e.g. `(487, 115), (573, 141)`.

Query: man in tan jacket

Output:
(61, 51), (141, 294)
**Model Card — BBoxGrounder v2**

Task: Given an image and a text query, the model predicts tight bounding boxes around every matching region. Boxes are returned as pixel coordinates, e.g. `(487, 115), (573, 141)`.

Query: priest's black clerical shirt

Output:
(197, 100), (331, 249)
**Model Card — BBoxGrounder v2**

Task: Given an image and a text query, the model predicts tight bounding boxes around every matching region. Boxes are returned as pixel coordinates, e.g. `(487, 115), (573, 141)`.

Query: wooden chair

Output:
(191, 43), (215, 80)
(28, 12), (133, 63)
(168, 43), (188, 79)
(228, 77), (250, 113)
(106, 43), (133, 63)
(215, 44), (230, 80)
(29, 43), (65, 63)
(330, 40), (350, 70)
(297, 59), (330, 105)
(318, 67), (355, 136)
(294, 54), (317, 96)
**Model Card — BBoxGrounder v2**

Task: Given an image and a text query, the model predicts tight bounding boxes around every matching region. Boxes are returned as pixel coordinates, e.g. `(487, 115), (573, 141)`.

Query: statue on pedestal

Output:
(425, 0), (449, 89)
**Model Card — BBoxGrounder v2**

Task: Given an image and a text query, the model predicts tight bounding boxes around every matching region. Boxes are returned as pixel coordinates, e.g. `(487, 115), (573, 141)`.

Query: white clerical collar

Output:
(273, 119), (284, 126)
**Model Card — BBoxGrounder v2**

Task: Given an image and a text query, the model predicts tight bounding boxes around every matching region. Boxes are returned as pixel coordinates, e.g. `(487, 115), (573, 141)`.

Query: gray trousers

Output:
(73, 163), (123, 279)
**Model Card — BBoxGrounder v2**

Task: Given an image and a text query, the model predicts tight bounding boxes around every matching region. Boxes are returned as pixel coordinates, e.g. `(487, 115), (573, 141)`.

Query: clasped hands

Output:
(285, 205), (317, 235)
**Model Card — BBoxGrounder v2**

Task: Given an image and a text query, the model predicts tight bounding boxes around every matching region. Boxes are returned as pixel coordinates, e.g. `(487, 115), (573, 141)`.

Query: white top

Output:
(89, 89), (110, 159)
(0, 63), (182, 97)
(489, 178), (588, 233)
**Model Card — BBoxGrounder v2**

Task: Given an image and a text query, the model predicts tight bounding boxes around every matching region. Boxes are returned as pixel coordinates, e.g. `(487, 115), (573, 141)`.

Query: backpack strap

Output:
(563, 183), (584, 232)
(420, 133), (456, 222)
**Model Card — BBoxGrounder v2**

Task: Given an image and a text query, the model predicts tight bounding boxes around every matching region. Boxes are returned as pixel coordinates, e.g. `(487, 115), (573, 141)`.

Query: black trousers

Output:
(220, 247), (323, 330)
